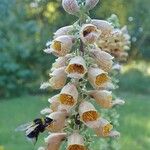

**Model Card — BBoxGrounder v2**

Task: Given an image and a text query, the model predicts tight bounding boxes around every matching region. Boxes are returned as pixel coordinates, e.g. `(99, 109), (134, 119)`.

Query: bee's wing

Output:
(25, 124), (39, 136)
(26, 136), (37, 145)
(15, 122), (34, 132)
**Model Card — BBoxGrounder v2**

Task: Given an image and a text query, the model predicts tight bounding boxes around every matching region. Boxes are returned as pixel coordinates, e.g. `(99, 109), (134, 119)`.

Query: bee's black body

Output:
(16, 117), (54, 143)
(26, 119), (44, 141)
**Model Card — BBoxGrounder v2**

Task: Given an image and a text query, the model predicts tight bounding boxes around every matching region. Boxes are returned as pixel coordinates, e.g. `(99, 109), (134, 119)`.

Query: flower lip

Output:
(59, 93), (75, 106)
(68, 144), (86, 150)
(79, 101), (100, 124)
(50, 35), (74, 57)
(52, 41), (62, 52)
(88, 67), (111, 89)
(83, 26), (96, 37)
(82, 110), (99, 122)
(103, 123), (113, 136)
(66, 64), (85, 74)
(95, 73), (110, 86)
(80, 24), (100, 44)
(67, 132), (86, 150)
(59, 83), (78, 110)
(94, 118), (114, 137)
(65, 56), (87, 79)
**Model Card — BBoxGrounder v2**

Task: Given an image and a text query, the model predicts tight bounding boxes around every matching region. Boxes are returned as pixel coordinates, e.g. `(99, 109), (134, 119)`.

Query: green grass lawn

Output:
(0, 92), (150, 150)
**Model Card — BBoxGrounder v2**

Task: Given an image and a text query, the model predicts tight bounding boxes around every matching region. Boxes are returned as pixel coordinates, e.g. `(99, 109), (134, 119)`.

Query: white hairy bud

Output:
(62, 0), (80, 15)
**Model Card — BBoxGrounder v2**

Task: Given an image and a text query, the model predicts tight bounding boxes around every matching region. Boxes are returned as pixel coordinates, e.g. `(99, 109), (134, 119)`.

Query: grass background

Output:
(0, 92), (150, 150)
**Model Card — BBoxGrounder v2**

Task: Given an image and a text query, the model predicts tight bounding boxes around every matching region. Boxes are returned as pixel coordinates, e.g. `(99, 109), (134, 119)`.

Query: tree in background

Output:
(0, 0), (149, 97)
(0, 0), (46, 97)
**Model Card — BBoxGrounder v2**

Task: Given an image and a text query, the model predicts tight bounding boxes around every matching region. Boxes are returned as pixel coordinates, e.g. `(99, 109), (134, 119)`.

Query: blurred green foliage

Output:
(0, 92), (150, 149)
(0, 0), (149, 97)
(118, 69), (150, 93)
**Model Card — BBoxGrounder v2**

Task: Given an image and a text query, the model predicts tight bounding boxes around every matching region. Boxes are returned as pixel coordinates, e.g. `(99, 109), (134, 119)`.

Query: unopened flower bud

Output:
(90, 48), (114, 72)
(54, 25), (73, 38)
(62, 0), (80, 15)
(49, 67), (67, 89)
(85, 0), (99, 11)
(89, 90), (112, 108)
(48, 94), (60, 112)
(45, 133), (67, 150)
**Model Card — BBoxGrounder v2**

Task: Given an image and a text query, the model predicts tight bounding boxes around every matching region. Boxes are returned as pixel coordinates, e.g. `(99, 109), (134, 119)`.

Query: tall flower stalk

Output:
(38, 0), (130, 150)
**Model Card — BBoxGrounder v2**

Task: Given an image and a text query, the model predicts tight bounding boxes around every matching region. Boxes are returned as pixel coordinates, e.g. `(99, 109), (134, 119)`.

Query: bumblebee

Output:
(16, 116), (54, 143)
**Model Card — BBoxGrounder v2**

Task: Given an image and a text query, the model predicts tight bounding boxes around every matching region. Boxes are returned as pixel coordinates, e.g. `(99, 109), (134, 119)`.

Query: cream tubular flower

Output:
(90, 91), (125, 108)
(67, 132), (86, 150)
(90, 48), (114, 72)
(59, 83), (78, 111)
(94, 118), (114, 137)
(48, 35), (74, 57)
(48, 94), (60, 112)
(85, 0), (99, 11)
(51, 54), (72, 71)
(89, 90), (112, 108)
(49, 67), (67, 90)
(79, 101), (100, 128)
(80, 24), (101, 44)
(62, 0), (80, 15)
(54, 25), (73, 38)
(88, 67), (111, 89)
(46, 111), (68, 132)
(91, 19), (113, 37)
(65, 56), (87, 79)
(45, 133), (67, 150)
